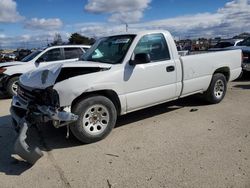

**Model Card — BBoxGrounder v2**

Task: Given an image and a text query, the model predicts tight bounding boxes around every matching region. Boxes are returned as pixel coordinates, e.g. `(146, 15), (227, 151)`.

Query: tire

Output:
(70, 95), (117, 144)
(6, 76), (19, 97)
(204, 73), (227, 104)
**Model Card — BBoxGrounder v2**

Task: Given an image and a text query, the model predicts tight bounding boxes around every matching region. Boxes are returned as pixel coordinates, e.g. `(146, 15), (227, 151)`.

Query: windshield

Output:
(237, 38), (250, 46)
(82, 35), (135, 64)
(21, 50), (42, 62)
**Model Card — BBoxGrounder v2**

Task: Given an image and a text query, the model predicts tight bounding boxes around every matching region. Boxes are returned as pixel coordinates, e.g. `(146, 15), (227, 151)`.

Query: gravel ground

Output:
(0, 75), (250, 188)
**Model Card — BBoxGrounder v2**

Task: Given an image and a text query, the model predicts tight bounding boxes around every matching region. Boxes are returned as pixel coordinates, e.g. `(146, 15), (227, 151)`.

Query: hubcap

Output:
(214, 80), (225, 99)
(82, 104), (110, 136)
(12, 81), (18, 95)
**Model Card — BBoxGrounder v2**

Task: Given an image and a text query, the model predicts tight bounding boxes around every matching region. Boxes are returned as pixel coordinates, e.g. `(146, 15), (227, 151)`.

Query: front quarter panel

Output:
(4, 62), (35, 76)
(53, 66), (124, 107)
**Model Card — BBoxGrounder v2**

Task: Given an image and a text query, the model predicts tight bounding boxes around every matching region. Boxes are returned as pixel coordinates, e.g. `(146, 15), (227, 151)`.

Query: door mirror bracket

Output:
(130, 53), (151, 65)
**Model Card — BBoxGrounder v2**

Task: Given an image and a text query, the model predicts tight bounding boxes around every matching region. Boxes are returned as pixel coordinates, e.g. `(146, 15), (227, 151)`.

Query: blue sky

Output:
(0, 0), (249, 48)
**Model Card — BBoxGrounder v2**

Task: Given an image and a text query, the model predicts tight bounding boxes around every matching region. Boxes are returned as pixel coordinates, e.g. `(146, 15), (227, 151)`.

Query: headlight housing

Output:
(32, 87), (60, 107)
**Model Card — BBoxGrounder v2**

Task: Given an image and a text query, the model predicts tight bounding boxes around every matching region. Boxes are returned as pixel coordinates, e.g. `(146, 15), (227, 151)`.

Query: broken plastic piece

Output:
(14, 121), (43, 164)
(66, 125), (69, 139)
(37, 105), (78, 122)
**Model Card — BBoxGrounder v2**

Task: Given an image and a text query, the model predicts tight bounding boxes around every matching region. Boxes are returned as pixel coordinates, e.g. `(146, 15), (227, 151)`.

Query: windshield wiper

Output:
(100, 59), (114, 64)
(86, 58), (113, 64)
(86, 58), (99, 62)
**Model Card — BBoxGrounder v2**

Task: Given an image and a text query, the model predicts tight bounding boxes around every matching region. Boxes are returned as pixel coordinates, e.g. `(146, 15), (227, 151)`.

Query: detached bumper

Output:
(10, 107), (43, 164)
(14, 119), (44, 164)
(10, 95), (78, 164)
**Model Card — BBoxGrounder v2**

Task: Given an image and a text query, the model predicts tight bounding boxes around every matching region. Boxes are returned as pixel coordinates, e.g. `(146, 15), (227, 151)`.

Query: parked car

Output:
(10, 30), (242, 164)
(208, 39), (243, 51)
(0, 54), (5, 62)
(236, 37), (250, 46)
(210, 37), (250, 72)
(7, 53), (17, 59)
(234, 38), (250, 72)
(14, 49), (32, 61)
(0, 45), (90, 96)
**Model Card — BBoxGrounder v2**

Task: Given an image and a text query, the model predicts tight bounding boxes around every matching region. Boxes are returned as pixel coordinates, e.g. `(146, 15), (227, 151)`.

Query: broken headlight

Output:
(32, 87), (60, 107)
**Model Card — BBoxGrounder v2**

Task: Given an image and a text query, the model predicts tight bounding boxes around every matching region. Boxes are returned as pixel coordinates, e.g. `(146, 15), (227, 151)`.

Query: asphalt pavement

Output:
(0, 75), (250, 188)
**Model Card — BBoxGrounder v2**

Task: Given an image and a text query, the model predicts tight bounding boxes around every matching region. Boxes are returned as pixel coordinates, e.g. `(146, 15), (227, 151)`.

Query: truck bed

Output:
(179, 49), (242, 97)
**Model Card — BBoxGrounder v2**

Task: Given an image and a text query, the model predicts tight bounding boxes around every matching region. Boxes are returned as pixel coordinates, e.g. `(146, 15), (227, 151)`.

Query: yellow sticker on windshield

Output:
(114, 39), (130, 44)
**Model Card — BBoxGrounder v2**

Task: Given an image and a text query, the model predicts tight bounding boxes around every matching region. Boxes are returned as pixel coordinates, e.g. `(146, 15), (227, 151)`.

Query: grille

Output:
(17, 85), (35, 102)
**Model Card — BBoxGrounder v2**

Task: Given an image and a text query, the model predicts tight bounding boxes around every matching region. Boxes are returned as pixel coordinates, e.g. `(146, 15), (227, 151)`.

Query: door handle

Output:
(166, 66), (175, 72)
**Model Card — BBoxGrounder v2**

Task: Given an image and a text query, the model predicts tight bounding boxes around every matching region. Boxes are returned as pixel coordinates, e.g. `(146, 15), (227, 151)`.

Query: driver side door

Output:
(124, 33), (177, 112)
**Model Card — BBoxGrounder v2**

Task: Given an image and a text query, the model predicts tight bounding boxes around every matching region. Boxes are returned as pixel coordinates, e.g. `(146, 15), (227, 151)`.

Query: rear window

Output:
(39, 48), (63, 62)
(64, 48), (83, 59)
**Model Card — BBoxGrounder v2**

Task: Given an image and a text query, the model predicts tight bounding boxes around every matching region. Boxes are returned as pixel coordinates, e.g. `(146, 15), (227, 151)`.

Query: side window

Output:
(64, 48), (83, 59)
(134, 33), (170, 62)
(39, 49), (62, 62)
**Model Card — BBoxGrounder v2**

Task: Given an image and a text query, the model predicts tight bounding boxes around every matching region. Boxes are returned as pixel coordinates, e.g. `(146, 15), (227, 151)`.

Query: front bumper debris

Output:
(10, 96), (78, 164)
(14, 119), (43, 164)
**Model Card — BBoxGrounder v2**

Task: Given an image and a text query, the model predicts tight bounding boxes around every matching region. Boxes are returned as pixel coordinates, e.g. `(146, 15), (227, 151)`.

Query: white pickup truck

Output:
(10, 30), (242, 164)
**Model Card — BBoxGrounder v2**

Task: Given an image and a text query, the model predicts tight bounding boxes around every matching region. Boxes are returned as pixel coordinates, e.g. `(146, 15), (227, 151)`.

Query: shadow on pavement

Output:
(234, 71), (250, 82)
(116, 95), (207, 128)
(0, 94), (208, 174)
(233, 72), (250, 89)
(0, 91), (9, 99)
(0, 115), (32, 175)
(233, 84), (250, 90)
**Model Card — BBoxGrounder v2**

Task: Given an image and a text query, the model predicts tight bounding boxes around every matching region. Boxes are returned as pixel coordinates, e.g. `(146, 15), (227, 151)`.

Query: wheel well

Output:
(214, 67), (230, 81)
(71, 90), (121, 115)
(5, 74), (21, 87)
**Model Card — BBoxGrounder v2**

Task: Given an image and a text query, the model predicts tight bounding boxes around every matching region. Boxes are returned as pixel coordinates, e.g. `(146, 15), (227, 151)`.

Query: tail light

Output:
(242, 53), (249, 63)
(0, 68), (6, 74)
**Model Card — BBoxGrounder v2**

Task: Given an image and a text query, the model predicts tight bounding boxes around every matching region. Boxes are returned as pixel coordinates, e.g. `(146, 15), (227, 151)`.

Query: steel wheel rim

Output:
(82, 104), (110, 136)
(12, 81), (18, 95)
(214, 80), (225, 99)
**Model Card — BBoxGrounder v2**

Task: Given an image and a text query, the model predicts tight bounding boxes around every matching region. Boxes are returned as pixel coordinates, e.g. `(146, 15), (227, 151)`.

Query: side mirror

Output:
(130, 53), (151, 65)
(36, 57), (45, 63)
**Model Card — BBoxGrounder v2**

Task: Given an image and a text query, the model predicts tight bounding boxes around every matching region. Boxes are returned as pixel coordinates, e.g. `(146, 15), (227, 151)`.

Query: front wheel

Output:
(6, 76), (19, 97)
(70, 95), (117, 144)
(204, 73), (227, 104)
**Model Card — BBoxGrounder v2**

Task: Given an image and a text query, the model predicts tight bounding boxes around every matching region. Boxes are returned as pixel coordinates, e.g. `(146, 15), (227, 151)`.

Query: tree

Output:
(51, 33), (63, 46)
(233, 33), (250, 39)
(68, 33), (95, 45)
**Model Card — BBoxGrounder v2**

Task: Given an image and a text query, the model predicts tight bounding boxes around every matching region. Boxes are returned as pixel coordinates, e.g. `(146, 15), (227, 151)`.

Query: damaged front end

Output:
(11, 85), (78, 164)
(10, 62), (111, 164)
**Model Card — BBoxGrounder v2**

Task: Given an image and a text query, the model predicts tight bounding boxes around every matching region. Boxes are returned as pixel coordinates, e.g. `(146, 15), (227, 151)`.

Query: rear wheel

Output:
(6, 76), (19, 97)
(70, 95), (117, 143)
(204, 73), (227, 104)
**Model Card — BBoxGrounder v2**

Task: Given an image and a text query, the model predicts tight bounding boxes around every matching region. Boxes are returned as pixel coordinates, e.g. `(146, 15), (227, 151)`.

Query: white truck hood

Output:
(0, 61), (25, 68)
(19, 61), (112, 89)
